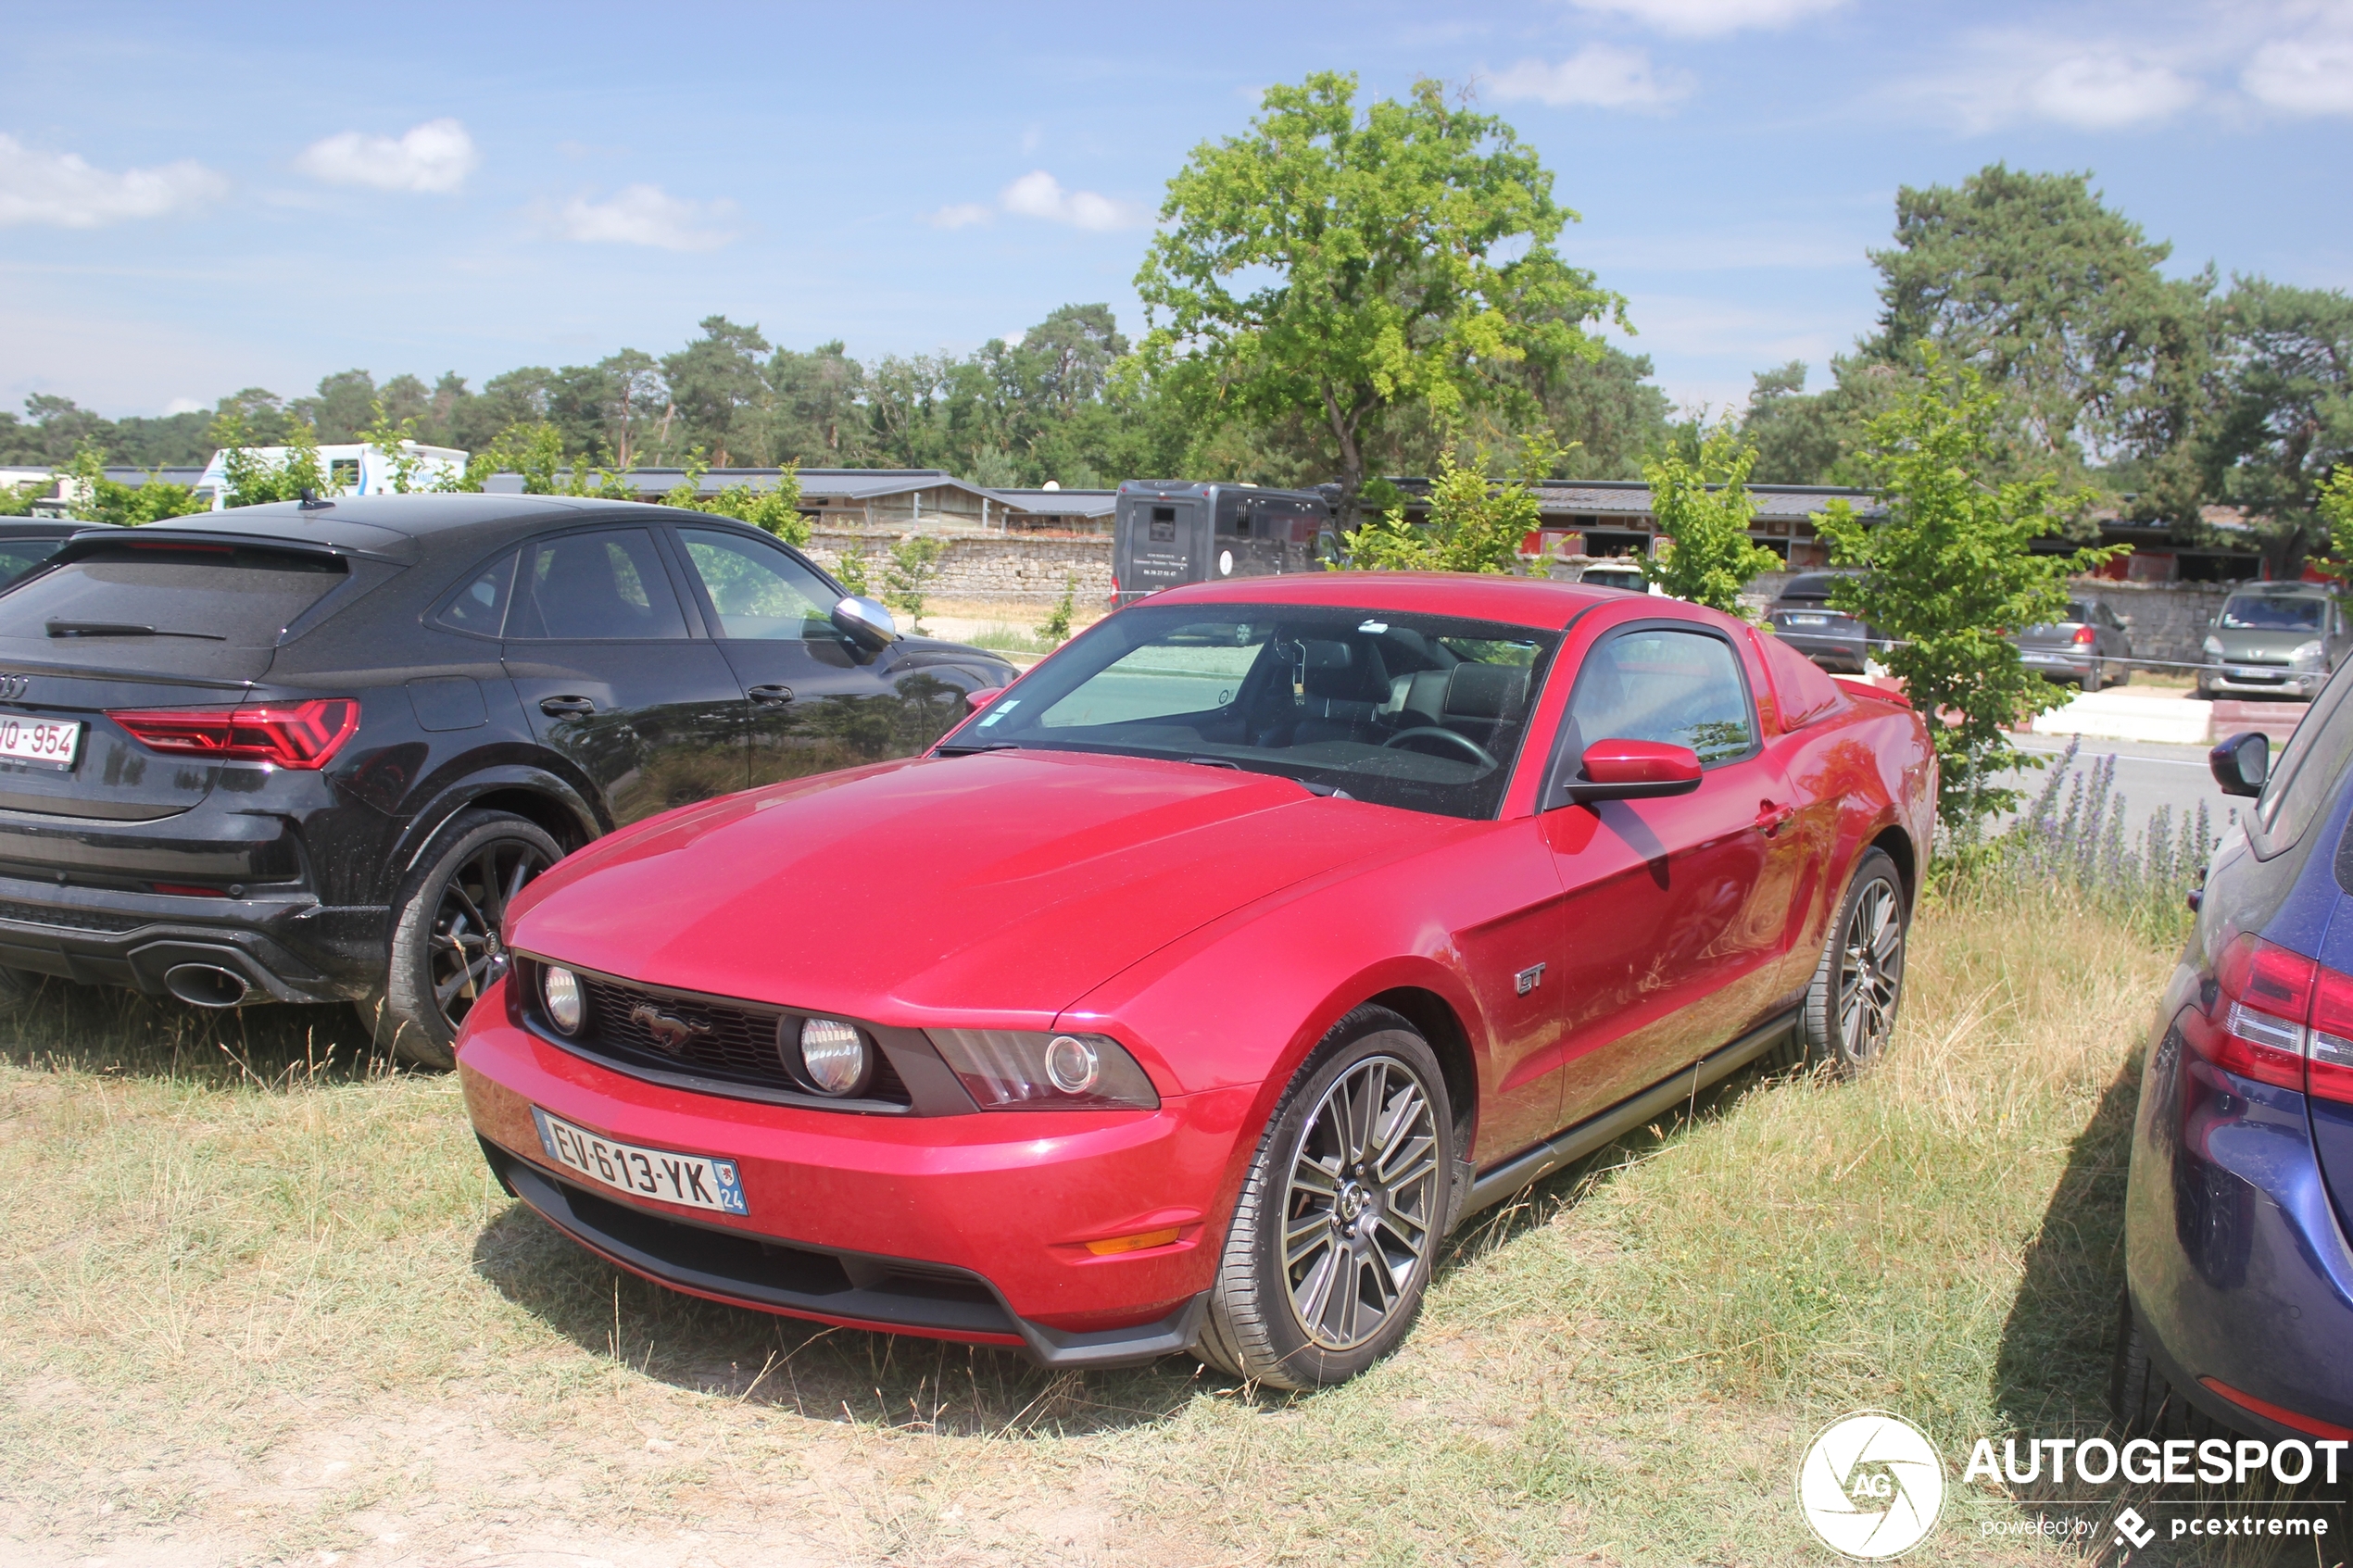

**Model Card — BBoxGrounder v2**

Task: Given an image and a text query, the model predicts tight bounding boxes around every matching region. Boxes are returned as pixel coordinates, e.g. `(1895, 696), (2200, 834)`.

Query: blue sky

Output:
(3, 0), (2349, 428)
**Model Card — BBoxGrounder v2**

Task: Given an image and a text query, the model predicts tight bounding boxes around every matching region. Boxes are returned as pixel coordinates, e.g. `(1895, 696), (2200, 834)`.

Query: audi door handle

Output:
(1756, 801), (1795, 835)
(747, 684), (794, 705)
(539, 696), (596, 717)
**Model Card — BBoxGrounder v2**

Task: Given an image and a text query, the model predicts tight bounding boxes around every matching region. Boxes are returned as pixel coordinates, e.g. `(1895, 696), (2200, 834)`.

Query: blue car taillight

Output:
(2188, 933), (2353, 1102)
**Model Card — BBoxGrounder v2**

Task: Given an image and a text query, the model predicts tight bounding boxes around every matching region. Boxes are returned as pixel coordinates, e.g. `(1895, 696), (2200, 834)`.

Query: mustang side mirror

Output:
(2210, 731), (2269, 798)
(965, 686), (1005, 713)
(1559, 739), (1704, 804)
(831, 595), (900, 650)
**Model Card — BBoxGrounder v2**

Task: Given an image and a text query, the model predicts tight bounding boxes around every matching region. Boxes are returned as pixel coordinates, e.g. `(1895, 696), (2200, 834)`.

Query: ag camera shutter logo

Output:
(1796, 1411), (1945, 1559)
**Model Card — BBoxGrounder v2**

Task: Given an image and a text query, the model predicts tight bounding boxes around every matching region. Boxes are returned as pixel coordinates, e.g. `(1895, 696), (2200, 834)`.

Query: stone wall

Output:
(803, 527), (1114, 600)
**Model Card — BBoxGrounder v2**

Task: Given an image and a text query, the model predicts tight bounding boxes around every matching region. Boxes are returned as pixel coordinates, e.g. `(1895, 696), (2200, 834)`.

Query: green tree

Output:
(60, 443), (207, 524)
(691, 462), (809, 544)
(1641, 424), (1780, 613)
(211, 409), (334, 507)
(2314, 468), (2353, 578)
(663, 316), (773, 466)
(1135, 72), (1619, 523)
(292, 369), (380, 443)
(832, 544), (872, 597)
(1337, 443), (1547, 574)
(1815, 349), (2118, 834)
(2201, 277), (2353, 577)
(883, 534), (945, 632)
(1040, 571), (1079, 644)
(1863, 164), (2212, 523)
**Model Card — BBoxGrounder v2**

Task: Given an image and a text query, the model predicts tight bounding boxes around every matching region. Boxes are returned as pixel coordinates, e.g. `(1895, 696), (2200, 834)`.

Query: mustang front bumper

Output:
(458, 977), (1248, 1367)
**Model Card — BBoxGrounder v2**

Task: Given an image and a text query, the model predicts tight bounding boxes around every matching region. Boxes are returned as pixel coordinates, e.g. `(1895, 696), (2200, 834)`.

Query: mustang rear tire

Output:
(1196, 1006), (1454, 1389)
(1800, 847), (1907, 1075)
(366, 809), (562, 1070)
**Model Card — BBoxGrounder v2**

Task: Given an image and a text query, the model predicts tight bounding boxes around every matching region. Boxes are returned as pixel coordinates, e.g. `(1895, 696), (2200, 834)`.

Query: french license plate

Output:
(1785, 614), (1829, 627)
(2229, 667), (2278, 681)
(0, 715), (80, 768)
(2024, 652), (2064, 663)
(532, 1107), (748, 1215)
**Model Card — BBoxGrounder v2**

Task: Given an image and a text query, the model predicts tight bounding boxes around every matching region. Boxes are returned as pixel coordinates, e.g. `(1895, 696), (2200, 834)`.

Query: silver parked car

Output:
(2198, 583), (2353, 700)
(2017, 597), (2133, 691)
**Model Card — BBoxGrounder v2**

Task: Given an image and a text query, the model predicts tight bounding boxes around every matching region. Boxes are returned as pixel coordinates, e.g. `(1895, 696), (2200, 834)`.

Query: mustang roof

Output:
(1141, 571), (1633, 632)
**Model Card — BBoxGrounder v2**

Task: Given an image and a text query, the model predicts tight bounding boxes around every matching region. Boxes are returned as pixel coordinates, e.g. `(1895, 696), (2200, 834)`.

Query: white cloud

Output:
(1490, 44), (1694, 108)
(295, 118), (478, 194)
(162, 396), (206, 416)
(1902, 40), (2204, 132)
(1567, 0), (1847, 38)
(999, 170), (1150, 231)
(2244, 34), (2353, 115)
(552, 184), (736, 251)
(2023, 55), (2201, 128)
(926, 201), (995, 229)
(0, 135), (227, 228)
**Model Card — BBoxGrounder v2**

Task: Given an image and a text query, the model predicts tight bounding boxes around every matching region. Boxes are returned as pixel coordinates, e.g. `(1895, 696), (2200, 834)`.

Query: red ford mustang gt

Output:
(458, 572), (1935, 1387)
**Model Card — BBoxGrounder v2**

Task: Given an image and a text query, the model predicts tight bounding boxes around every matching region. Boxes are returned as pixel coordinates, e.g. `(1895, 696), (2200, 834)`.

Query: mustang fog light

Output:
(1045, 1034), (1100, 1093)
(798, 1017), (873, 1097)
(542, 965), (585, 1035)
(928, 1028), (1160, 1110)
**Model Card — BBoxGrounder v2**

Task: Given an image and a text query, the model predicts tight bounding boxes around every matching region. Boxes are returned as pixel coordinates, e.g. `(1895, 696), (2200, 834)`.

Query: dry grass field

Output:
(0, 889), (2317, 1566)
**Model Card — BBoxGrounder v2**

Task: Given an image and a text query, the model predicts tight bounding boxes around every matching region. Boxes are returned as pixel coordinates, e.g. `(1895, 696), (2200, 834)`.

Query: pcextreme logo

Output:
(1796, 1411), (1946, 1560)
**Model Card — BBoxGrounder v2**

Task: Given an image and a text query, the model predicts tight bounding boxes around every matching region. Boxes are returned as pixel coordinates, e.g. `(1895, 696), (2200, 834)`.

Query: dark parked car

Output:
(2198, 583), (2352, 701)
(1766, 571), (1883, 673)
(2017, 596), (2133, 691)
(0, 495), (1016, 1064)
(2116, 663), (2353, 1445)
(0, 519), (113, 586)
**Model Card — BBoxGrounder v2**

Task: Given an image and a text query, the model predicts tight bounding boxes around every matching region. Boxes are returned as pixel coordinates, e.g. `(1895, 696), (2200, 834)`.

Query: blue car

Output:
(2117, 662), (2353, 1445)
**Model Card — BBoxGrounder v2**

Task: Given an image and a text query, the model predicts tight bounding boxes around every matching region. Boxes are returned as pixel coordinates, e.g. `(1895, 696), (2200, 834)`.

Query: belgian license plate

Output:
(532, 1107), (748, 1215)
(1786, 614), (1829, 627)
(0, 715), (80, 768)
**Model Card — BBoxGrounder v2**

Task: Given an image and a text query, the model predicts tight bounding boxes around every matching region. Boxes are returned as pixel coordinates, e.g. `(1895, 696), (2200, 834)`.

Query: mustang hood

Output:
(509, 749), (1466, 1023)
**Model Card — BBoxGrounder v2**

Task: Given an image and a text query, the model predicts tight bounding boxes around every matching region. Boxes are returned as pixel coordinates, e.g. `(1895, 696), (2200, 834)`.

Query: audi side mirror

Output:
(2210, 731), (2269, 798)
(831, 595), (900, 650)
(1558, 739), (1704, 804)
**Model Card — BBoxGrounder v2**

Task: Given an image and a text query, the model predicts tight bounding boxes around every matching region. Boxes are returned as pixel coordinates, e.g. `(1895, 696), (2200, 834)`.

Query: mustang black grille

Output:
(546, 968), (911, 1106)
(0, 899), (143, 934)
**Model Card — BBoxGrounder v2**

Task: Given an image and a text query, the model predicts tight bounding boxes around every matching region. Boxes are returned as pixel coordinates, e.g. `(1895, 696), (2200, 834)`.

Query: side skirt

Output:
(1451, 1008), (1800, 1230)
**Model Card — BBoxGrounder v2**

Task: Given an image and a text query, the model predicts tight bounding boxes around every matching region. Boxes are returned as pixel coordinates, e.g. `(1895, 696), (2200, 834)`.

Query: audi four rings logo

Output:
(0, 674), (28, 701)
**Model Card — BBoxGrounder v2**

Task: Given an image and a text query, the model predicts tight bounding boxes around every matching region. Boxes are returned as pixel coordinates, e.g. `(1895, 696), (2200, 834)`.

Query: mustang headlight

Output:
(542, 965), (585, 1035)
(928, 1028), (1159, 1110)
(791, 1016), (875, 1098)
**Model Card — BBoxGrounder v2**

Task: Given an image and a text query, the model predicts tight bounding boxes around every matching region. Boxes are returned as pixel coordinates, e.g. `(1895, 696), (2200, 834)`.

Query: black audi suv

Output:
(0, 494), (1016, 1064)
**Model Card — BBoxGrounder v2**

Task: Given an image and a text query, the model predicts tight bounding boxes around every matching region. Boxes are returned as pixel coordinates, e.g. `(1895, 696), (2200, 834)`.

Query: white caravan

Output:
(194, 443), (468, 510)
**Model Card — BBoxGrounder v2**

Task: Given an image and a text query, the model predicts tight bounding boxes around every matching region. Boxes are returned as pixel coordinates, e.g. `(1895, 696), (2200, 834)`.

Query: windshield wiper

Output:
(935, 739), (1023, 756)
(45, 621), (226, 641)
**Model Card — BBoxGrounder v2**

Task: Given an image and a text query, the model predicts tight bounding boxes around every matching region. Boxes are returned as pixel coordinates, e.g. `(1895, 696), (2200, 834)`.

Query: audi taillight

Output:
(107, 698), (359, 770)
(2072, 625), (2096, 645)
(2186, 933), (2353, 1103)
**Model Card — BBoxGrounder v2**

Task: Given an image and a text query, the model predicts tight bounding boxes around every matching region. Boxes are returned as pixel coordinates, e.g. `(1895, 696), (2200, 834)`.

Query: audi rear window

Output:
(0, 544), (348, 647)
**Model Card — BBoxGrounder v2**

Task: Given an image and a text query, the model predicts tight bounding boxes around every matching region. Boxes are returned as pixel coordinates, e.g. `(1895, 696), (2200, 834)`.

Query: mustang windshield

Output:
(954, 604), (1560, 819)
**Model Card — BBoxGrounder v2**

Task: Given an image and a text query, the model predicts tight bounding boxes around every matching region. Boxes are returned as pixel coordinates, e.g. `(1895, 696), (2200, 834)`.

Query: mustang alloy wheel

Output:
(1198, 1006), (1455, 1388)
(1801, 847), (1906, 1075)
(365, 809), (563, 1070)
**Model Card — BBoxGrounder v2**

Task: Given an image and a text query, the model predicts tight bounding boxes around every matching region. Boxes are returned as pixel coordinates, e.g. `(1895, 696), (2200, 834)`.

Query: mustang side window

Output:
(677, 528), (838, 641)
(1568, 629), (1755, 764)
(508, 530), (689, 641)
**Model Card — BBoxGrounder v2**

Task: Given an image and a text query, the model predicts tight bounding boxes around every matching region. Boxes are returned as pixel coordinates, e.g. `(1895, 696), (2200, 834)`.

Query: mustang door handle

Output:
(1755, 801), (1796, 835)
(538, 696), (597, 717)
(746, 684), (794, 705)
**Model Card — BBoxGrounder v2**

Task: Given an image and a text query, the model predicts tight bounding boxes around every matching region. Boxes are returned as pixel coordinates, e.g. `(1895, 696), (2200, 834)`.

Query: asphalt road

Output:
(2000, 734), (2244, 845)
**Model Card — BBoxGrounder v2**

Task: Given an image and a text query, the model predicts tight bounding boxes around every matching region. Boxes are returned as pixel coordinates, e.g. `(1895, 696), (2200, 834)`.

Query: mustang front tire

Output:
(1197, 1005), (1454, 1389)
(1801, 847), (1907, 1075)
(363, 809), (562, 1070)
